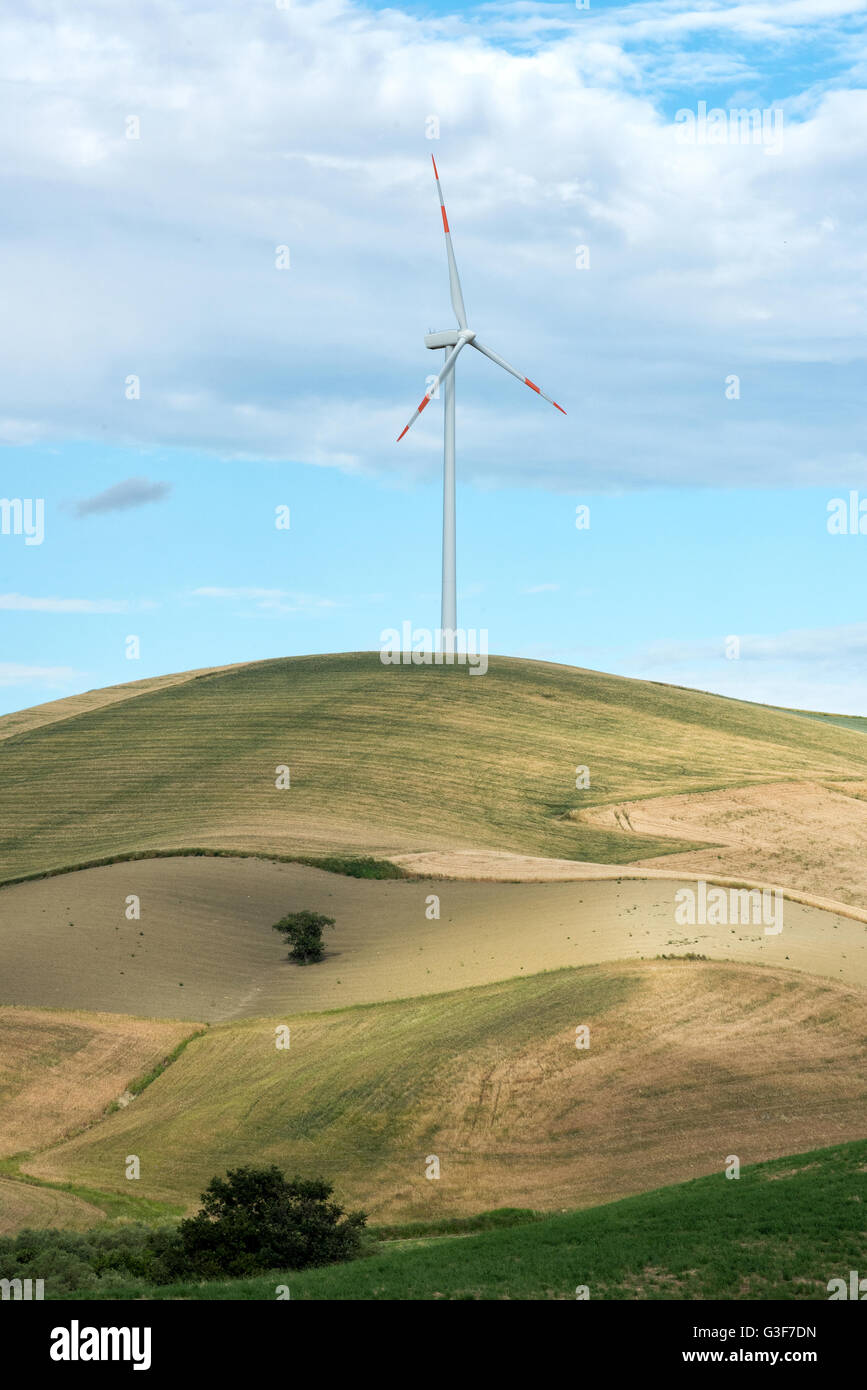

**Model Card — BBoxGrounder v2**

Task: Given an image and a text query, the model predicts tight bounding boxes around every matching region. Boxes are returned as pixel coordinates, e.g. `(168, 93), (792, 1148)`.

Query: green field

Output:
(16, 1138), (866, 1300)
(5, 652), (867, 882)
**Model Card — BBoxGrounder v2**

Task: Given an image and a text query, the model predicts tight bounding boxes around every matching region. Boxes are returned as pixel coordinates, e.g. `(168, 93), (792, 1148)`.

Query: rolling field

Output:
(0, 666), (241, 743)
(2, 856), (867, 1023)
(0, 1007), (198, 1156)
(4, 653), (867, 895)
(0, 1177), (106, 1236)
(582, 780), (867, 911)
(19, 961), (867, 1224)
(776, 706), (867, 736)
(1, 651), (865, 1282)
(60, 1138), (865, 1301)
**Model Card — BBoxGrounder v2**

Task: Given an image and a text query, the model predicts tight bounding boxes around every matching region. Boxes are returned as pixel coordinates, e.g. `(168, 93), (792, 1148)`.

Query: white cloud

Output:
(616, 621), (867, 714)
(525, 616), (867, 712)
(636, 621), (867, 666)
(0, 1), (866, 490)
(192, 587), (339, 614)
(194, 587), (291, 600)
(0, 594), (138, 613)
(0, 663), (78, 688)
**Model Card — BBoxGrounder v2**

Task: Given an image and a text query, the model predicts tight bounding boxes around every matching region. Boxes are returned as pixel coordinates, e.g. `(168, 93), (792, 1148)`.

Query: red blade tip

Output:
(431, 155), (439, 179)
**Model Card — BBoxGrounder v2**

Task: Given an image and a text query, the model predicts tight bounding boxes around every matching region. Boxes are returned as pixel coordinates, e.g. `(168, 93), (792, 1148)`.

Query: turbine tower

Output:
(398, 156), (566, 648)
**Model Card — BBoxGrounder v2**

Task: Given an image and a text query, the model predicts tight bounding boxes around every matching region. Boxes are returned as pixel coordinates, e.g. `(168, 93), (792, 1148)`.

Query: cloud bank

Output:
(0, 0), (865, 490)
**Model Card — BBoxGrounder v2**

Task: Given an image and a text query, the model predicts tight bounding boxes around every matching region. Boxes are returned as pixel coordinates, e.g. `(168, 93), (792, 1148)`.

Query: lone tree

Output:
(273, 909), (335, 964)
(167, 1166), (367, 1278)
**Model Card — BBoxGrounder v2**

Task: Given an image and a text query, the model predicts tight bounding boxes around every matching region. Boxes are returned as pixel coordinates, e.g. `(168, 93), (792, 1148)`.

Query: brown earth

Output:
(575, 780), (867, 912)
(420, 962), (867, 1220)
(2, 856), (866, 1026)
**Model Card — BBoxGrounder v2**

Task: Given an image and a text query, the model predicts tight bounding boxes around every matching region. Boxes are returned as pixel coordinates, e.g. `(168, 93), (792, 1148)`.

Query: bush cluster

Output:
(0, 1168), (366, 1296)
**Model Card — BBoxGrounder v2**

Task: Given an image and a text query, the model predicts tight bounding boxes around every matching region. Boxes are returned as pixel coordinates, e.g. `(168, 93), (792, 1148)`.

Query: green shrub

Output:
(0, 1169), (366, 1294)
(164, 1167), (367, 1279)
(0, 1224), (167, 1296)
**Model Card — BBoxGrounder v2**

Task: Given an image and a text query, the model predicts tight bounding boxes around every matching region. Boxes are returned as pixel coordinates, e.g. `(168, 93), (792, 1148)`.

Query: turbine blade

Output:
(432, 156), (467, 330)
(396, 338), (466, 441)
(470, 339), (566, 415)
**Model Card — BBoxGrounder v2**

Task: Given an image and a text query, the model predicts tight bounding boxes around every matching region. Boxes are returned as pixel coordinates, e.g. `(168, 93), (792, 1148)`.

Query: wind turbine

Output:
(397, 155), (566, 647)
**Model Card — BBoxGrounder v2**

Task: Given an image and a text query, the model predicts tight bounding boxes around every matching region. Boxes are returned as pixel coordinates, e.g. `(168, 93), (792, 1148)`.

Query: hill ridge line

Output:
(0, 662), (248, 745)
(3, 844), (867, 927)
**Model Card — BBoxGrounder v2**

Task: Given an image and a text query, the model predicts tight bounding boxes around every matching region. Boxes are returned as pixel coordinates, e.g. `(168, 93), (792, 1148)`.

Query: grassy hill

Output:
(23, 1137), (867, 1300)
(18, 960), (867, 1225)
(0, 666), (241, 743)
(0, 1006), (198, 1157)
(0, 1177), (107, 1236)
(4, 652), (867, 883)
(2, 653), (865, 1293)
(775, 705), (867, 736)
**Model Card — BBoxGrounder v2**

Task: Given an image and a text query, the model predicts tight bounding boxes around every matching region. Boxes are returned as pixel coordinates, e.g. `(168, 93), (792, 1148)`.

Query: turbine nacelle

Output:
(424, 329), (476, 350)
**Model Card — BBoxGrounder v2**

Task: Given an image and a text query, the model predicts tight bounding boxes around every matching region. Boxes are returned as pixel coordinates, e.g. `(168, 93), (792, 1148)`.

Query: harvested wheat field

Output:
(22, 961), (867, 1223)
(578, 780), (867, 912)
(0, 1177), (105, 1236)
(0, 1006), (199, 1156)
(2, 855), (867, 1024)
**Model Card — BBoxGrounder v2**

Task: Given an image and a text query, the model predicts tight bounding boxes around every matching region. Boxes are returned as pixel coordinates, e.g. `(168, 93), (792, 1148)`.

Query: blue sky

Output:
(2, 0), (867, 714)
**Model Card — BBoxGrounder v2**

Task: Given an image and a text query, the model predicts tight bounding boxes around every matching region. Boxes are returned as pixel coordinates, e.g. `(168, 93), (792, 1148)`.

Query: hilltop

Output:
(3, 653), (867, 901)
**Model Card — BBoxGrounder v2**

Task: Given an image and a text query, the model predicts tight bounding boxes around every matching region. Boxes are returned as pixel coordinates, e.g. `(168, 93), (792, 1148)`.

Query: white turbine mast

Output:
(397, 155), (566, 650)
